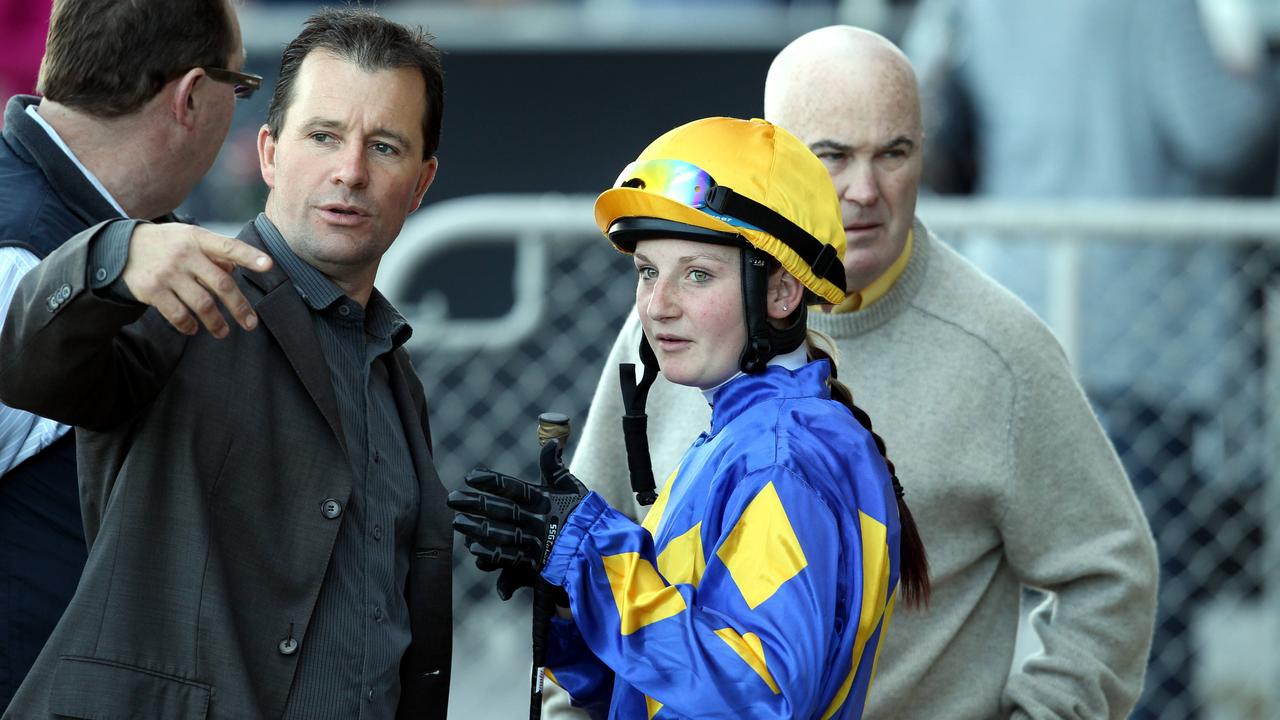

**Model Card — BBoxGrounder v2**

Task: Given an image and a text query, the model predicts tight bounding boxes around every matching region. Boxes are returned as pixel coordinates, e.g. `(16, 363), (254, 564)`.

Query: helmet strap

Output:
(739, 247), (807, 374)
(618, 335), (661, 506)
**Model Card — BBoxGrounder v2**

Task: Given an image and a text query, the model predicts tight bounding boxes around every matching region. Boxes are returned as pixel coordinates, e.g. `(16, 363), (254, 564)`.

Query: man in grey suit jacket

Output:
(0, 9), (453, 719)
(0, 0), (251, 707)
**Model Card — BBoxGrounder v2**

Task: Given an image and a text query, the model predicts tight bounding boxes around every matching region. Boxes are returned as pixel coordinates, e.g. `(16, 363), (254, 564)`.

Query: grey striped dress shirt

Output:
(254, 214), (420, 720)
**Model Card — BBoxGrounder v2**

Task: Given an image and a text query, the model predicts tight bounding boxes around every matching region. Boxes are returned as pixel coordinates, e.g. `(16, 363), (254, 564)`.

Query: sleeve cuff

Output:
(88, 218), (143, 302)
(541, 491), (609, 587)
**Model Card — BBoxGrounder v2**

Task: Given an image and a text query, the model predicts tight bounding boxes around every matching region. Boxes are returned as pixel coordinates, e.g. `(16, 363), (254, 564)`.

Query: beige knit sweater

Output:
(548, 219), (1158, 719)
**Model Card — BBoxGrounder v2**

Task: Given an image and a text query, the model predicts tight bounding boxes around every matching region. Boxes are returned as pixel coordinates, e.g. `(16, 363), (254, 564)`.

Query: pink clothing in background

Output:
(0, 0), (52, 109)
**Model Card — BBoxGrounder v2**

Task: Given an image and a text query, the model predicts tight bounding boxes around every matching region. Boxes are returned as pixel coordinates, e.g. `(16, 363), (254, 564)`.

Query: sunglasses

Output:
(201, 66), (263, 100)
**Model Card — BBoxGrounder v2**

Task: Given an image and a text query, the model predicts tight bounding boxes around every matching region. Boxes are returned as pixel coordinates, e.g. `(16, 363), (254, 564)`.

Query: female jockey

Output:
(449, 116), (928, 719)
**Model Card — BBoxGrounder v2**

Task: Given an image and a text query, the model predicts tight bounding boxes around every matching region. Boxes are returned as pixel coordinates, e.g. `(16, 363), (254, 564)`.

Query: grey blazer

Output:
(0, 221), (452, 719)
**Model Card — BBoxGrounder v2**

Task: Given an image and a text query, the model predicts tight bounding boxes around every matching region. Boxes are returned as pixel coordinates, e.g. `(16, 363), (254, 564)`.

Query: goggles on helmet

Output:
(613, 159), (764, 233)
(611, 158), (845, 294)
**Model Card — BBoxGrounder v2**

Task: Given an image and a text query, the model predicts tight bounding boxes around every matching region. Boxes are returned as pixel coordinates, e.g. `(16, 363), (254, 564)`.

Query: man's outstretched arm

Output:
(0, 220), (271, 431)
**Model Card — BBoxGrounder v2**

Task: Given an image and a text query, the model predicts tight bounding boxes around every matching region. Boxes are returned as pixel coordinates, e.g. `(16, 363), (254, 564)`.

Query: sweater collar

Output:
(809, 215), (933, 338)
(818, 227), (915, 314)
(708, 359), (832, 435)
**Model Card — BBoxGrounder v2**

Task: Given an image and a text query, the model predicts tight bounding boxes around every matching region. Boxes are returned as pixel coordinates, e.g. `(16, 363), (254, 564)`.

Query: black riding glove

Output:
(448, 439), (590, 600)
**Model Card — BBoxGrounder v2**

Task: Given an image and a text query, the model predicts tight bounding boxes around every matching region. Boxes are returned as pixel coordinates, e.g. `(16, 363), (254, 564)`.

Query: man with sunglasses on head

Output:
(0, 0), (254, 709)
(0, 6), (453, 719)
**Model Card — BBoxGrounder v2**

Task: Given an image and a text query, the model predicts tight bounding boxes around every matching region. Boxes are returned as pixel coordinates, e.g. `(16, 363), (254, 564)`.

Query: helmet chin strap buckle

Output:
(813, 242), (839, 279)
(738, 247), (806, 374)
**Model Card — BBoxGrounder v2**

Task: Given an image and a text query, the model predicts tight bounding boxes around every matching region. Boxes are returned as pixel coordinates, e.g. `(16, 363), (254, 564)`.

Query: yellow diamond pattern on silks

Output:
(601, 552), (688, 635)
(657, 522), (706, 588)
(713, 627), (782, 694)
(854, 509), (890, 657)
(645, 695), (663, 719)
(821, 510), (891, 720)
(641, 465), (681, 537)
(716, 482), (808, 609)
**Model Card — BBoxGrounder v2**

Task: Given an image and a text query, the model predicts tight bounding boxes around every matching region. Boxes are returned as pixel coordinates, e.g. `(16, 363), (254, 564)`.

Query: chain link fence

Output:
(926, 200), (1280, 720)
(377, 197), (636, 718)
(380, 195), (1280, 719)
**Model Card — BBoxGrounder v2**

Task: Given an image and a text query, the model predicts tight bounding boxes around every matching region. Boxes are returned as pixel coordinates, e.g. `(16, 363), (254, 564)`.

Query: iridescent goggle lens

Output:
(613, 158), (762, 232)
(613, 159), (716, 208)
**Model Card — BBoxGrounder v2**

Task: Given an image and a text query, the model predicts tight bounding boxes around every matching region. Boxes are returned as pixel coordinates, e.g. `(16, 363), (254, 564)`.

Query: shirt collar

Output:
(255, 213), (344, 311)
(24, 104), (127, 217)
(701, 344), (810, 406)
(253, 213), (412, 348)
(707, 359), (831, 435)
(365, 289), (411, 345)
(817, 228), (914, 315)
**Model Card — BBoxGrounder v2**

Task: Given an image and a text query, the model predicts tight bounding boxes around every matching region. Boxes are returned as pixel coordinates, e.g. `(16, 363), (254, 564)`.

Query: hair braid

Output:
(807, 332), (930, 608)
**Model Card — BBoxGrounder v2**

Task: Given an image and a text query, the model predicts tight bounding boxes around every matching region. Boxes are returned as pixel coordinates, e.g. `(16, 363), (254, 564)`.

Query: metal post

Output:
(1046, 238), (1081, 370)
(1263, 286), (1280, 719)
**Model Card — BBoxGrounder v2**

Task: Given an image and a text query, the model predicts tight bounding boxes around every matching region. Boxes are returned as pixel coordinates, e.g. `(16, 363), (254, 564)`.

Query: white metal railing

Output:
(239, 3), (848, 53)
(374, 194), (1280, 360)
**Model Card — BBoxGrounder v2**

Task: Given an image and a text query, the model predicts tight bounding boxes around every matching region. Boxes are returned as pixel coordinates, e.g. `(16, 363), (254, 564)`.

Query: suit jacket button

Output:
(278, 637), (298, 655)
(321, 498), (342, 519)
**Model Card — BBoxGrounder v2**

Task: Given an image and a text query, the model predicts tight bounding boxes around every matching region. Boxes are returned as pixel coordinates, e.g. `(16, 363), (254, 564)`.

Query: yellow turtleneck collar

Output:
(814, 229), (913, 314)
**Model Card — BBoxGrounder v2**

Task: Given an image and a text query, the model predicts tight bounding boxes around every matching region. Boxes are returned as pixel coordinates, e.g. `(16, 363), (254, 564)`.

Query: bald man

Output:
(544, 27), (1158, 720)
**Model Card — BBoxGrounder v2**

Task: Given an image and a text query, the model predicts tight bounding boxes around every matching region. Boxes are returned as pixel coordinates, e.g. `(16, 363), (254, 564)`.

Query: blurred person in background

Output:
(547, 25), (1158, 719)
(450, 115), (929, 718)
(904, 1), (1280, 716)
(0, 8), (453, 718)
(0, 0), (249, 709)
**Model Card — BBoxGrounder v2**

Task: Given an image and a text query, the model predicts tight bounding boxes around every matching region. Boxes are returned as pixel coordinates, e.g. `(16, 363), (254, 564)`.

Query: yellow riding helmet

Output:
(594, 116), (847, 304)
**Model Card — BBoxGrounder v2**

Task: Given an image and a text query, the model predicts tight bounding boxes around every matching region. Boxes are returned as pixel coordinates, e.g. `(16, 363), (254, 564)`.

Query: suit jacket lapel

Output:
(236, 222), (349, 459)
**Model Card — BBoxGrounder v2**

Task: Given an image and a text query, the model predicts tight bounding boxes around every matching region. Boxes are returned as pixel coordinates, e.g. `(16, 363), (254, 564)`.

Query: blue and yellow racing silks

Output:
(541, 360), (902, 719)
